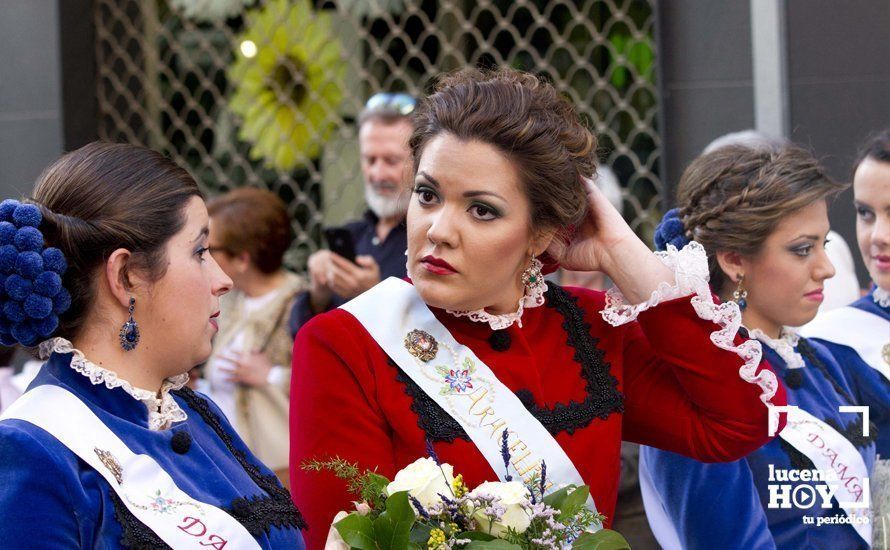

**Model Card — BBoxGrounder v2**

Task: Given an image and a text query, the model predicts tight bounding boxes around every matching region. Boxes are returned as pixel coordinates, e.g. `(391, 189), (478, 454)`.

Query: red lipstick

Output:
(421, 255), (458, 275)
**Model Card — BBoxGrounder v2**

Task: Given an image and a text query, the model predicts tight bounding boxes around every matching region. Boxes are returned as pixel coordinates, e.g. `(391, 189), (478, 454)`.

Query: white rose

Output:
(386, 457), (455, 509)
(469, 481), (532, 537)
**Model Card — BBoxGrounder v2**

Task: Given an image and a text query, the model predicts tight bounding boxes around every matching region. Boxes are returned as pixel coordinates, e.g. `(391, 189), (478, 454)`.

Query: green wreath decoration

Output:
(228, 0), (346, 171)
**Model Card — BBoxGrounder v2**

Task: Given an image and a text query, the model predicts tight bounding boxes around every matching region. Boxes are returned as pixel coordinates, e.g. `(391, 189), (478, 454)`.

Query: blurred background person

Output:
(288, 93), (415, 337)
(802, 129), (890, 548)
(205, 187), (305, 485)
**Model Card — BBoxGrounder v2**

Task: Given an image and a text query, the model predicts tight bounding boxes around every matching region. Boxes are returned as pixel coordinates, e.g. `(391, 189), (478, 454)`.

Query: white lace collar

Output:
(39, 337), (189, 431)
(749, 327), (806, 370)
(873, 287), (890, 308)
(446, 276), (547, 331)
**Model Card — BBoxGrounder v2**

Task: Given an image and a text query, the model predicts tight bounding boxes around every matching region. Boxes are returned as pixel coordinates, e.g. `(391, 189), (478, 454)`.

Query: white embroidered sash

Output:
(1, 384), (260, 549)
(341, 278), (598, 517)
(779, 407), (872, 543)
(801, 306), (890, 382)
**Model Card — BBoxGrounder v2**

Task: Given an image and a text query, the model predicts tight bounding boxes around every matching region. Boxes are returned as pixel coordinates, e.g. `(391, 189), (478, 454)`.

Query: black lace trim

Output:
(394, 282), (624, 442)
(798, 337), (878, 447)
(110, 491), (170, 550)
(774, 337), (878, 466)
(780, 438), (816, 471)
(394, 362), (468, 443)
(823, 417), (877, 450)
(797, 338), (855, 404)
(783, 368), (804, 389)
(175, 387), (307, 533)
(108, 388), (306, 547)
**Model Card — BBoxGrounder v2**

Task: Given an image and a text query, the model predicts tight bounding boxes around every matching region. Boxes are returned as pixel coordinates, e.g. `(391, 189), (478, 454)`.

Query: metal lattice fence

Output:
(95, 0), (663, 269)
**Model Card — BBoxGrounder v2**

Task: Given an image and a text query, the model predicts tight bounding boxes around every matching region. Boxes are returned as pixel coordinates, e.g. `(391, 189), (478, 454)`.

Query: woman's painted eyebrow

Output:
(417, 171), (506, 202)
(192, 226), (209, 243)
(786, 234), (819, 244)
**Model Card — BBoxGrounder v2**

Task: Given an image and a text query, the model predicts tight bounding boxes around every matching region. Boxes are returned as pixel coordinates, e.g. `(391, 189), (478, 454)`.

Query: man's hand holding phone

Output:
(307, 228), (384, 313)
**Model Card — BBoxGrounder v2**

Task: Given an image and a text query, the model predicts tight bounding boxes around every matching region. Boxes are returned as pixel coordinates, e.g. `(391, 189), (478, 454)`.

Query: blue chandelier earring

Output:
(732, 274), (748, 311)
(119, 297), (140, 351)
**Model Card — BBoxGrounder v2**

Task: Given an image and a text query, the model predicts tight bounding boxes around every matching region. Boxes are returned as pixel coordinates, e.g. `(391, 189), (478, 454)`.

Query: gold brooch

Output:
(94, 447), (123, 485)
(405, 329), (438, 362)
(883, 343), (890, 367)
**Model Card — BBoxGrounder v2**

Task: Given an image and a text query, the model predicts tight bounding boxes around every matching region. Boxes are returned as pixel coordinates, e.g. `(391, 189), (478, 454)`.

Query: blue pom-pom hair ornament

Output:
(653, 208), (691, 252)
(0, 199), (70, 346)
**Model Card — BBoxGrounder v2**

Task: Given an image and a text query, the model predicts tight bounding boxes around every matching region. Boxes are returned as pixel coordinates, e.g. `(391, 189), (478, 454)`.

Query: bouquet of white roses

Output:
(303, 434), (630, 549)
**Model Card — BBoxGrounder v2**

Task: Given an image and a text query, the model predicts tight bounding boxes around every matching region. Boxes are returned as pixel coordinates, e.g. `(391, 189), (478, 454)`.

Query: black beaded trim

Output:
(783, 368), (804, 389)
(108, 388), (306, 548)
(797, 338), (856, 405)
(780, 438), (816, 471)
(773, 337), (878, 466)
(824, 416), (877, 451)
(394, 361), (468, 442)
(110, 491), (170, 549)
(798, 337), (878, 447)
(174, 387), (307, 533)
(393, 282), (624, 442)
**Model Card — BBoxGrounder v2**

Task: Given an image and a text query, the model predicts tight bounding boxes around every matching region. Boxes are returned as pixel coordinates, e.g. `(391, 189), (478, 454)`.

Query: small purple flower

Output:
(425, 438), (440, 465)
(409, 495), (430, 519)
(500, 430), (512, 482)
(539, 461), (547, 497)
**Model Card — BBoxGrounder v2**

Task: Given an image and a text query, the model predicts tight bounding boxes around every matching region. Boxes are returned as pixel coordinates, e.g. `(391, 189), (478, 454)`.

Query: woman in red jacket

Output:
(290, 69), (785, 548)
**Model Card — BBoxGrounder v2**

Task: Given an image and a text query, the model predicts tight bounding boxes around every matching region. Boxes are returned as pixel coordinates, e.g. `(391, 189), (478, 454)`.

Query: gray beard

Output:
(365, 185), (409, 220)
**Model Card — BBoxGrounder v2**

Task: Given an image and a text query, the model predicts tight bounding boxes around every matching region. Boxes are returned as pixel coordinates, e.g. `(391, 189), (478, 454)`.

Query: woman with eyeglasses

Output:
(801, 129), (890, 547)
(289, 68), (786, 548)
(640, 144), (877, 549)
(203, 187), (306, 487)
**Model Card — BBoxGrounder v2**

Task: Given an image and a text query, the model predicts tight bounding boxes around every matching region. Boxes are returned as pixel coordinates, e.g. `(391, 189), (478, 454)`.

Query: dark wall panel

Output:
(0, 0), (63, 195)
(657, 0), (755, 194)
(786, 0), (890, 285)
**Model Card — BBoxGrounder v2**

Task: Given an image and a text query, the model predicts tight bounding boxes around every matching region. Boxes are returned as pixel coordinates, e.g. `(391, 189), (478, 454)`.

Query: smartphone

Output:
(323, 227), (357, 263)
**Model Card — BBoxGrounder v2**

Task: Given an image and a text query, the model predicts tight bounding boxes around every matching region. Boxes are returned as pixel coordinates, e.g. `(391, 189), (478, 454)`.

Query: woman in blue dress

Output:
(0, 142), (306, 548)
(640, 143), (876, 549)
(802, 129), (890, 547)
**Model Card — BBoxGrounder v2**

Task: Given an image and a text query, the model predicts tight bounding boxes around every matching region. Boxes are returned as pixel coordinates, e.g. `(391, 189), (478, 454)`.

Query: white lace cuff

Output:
(600, 241), (711, 327)
(600, 242), (781, 430)
(39, 337), (189, 431)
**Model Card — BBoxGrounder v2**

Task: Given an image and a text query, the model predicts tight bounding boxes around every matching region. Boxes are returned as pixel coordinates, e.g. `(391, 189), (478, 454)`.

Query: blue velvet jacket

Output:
(810, 290), (890, 458)
(0, 351), (305, 549)
(640, 338), (876, 550)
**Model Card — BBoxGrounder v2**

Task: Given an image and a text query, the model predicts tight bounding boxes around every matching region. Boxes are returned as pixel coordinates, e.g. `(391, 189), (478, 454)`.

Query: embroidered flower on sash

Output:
(127, 489), (204, 516)
(149, 492), (179, 514)
(439, 359), (475, 395)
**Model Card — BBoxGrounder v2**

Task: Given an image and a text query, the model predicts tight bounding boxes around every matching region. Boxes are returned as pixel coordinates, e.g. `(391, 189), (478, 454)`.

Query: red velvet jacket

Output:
(290, 283), (786, 548)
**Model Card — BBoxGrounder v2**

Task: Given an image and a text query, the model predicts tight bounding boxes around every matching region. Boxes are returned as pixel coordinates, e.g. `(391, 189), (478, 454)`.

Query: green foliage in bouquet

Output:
(302, 435), (631, 549)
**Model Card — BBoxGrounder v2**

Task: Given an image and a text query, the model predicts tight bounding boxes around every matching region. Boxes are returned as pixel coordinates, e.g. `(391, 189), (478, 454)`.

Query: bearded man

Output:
(289, 93), (415, 336)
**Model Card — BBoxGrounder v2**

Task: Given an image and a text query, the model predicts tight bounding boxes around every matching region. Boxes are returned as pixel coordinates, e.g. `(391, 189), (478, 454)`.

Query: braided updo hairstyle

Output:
(409, 68), (596, 239)
(676, 144), (847, 294)
(31, 141), (202, 341)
